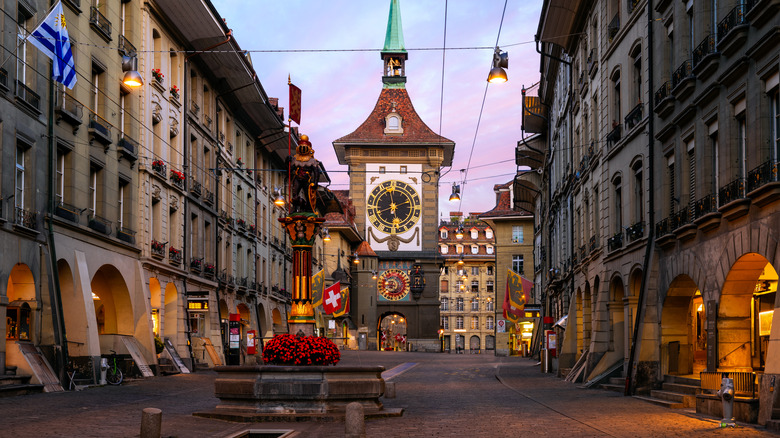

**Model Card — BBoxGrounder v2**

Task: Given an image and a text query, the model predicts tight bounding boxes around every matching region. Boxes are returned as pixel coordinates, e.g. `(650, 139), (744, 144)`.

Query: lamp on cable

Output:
(273, 187), (285, 207)
(352, 252), (360, 265)
(121, 55), (144, 87)
(457, 255), (465, 266)
(455, 225), (464, 239)
(448, 183), (461, 202)
(487, 47), (508, 84)
(371, 270), (378, 280)
(321, 227), (331, 243)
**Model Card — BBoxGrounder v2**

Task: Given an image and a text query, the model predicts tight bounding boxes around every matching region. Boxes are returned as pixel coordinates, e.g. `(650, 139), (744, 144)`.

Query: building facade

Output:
(438, 212), (497, 353)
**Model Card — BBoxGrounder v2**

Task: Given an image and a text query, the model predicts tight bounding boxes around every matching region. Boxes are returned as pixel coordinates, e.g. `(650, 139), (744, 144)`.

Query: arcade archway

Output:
(5, 264), (36, 371)
(661, 274), (704, 375)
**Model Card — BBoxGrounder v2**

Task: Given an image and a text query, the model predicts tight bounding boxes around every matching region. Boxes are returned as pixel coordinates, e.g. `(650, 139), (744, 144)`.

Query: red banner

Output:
(289, 83), (301, 125)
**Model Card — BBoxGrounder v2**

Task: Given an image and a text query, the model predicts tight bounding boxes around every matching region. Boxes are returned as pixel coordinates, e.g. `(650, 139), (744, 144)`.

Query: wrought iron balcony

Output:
(717, 4), (748, 42)
(88, 114), (112, 146)
(237, 277), (248, 289)
(606, 123), (622, 148)
(624, 103), (643, 130)
(626, 221), (644, 243)
(117, 136), (138, 161)
(89, 6), (112, 41)
(55, 92), (83, 128)
(204, 189), (214, 205)
(579, 244), (587, 262)
(150, 240), (166, 258)
(627, 0), (640, 14)
(607, 231), (623, 252)
(671, 205), (693, 230)
(655, 81), (671, 105)
(747, 160), (779, 193)
(15, 80), (40, 111)
(191, 101), (200, 115)
(168, 247), (182, 264)
(151, 160), (167, 179)
(589, 235), (598, 253)
(170, 169), (185, 190)
(204, 263), (216, 278)
(607, 13), (620, 41)
(190, 179), (202, 197)
(671, 60), (694, 90)
(116, 227), (136, 244)
(692, 34), (718, 68)
(655, 217), (671, 237)
(587, 49), (597, 77)
(54, 202), (80, 223)
(118, 35), (137, 57)
(88, 214), (112, 235)
(694, 194), (718, 219)
(0, 68), (7, 90)
(718, 177), (746, 206)
(14, 207), (37, 230)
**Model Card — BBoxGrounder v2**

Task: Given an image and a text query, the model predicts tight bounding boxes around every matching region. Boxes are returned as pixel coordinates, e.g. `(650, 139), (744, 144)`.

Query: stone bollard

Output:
(345, 402), (366, 438)
(140, 407), (162, 438)
(385, 381), (396, 399)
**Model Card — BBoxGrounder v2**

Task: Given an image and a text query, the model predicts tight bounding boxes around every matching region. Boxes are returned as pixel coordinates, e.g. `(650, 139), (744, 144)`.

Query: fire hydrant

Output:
(716, 374), (735, 427)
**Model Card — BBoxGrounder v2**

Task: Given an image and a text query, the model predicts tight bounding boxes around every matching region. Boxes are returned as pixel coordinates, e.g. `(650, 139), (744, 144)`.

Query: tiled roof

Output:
(480, 181), (533, 219)
(334, 88), (453, 146)
(324, 190), (355, 227)
(355, 241), (377, 257)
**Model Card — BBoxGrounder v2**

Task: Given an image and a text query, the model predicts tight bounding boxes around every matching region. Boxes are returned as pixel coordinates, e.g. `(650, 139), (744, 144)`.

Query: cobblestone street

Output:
(0, 351), (774, 437)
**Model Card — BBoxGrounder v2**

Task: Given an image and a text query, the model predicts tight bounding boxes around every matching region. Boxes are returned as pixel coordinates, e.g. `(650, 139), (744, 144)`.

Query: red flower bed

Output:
(262, 334), (340, 366)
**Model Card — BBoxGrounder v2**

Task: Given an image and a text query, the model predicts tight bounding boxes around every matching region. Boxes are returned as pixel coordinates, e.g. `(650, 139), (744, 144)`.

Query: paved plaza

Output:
(0, 351), (774, 437)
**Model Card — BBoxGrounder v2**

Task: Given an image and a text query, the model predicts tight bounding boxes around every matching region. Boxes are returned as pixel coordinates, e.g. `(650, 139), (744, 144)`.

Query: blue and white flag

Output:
(27, 1), (76, 89)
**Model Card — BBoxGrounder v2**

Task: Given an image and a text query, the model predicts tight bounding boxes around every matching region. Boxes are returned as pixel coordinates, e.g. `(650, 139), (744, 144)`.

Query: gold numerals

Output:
(367, 180), (421, 235)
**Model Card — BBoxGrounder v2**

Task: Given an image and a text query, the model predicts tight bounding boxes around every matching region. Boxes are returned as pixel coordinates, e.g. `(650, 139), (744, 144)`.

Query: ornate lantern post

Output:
(280, 135), (324, 337)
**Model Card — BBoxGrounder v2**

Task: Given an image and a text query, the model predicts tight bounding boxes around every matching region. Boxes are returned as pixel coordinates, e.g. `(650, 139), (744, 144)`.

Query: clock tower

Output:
(333, 0), (455, 351)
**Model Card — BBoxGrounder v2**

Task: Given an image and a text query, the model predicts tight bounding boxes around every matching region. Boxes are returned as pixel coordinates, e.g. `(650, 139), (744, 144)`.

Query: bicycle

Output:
(105, 350), (123, 385)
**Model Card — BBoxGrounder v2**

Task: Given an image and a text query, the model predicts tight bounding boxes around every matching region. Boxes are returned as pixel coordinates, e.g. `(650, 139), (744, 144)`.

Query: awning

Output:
(537, 0), (586, 52)
(553, 315), (568, 330)
(513, 171), (541, 212)
(516, 135), (545, 169)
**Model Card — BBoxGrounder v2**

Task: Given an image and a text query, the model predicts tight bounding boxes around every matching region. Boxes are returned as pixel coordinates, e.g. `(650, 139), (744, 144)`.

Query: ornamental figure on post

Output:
(289, 135), (320, 214)
(280, 134), (326, 337)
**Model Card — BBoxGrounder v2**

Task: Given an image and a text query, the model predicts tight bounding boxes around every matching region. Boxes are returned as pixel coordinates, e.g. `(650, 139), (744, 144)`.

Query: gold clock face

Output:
(367, 180), (422, 235)
(378, 269), (410, 301)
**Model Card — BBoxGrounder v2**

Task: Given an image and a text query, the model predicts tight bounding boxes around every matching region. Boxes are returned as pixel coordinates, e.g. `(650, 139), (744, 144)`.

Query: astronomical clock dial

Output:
(378, 269), (410, 301)
(366, 180), (421, 235)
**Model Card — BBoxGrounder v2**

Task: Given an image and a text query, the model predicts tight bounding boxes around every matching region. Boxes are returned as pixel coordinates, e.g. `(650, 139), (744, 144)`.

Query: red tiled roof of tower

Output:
(334, 88), (452, 145)
(355, 241), (377, 257)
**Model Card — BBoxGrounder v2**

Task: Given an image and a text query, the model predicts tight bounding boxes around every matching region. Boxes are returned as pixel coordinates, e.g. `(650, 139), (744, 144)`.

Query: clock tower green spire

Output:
(381, 0), (407, 89)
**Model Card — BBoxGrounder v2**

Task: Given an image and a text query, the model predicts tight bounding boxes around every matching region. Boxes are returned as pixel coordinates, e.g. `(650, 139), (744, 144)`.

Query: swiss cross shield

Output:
(323, 282), (342, 314)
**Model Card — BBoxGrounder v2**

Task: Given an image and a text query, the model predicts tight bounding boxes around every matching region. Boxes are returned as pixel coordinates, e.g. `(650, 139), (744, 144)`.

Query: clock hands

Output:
(377, 199), (411, 215)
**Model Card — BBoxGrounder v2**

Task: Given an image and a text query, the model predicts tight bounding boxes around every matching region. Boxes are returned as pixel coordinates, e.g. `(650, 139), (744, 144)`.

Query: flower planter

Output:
(211, 365), (385, 415)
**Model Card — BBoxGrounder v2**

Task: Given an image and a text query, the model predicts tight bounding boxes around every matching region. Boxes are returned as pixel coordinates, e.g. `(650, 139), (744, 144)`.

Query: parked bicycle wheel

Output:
(106, 367), (123, 385)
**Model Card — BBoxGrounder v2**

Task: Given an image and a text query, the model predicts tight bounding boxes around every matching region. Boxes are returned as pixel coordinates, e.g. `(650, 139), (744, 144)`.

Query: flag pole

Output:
(287, 74), (292, 206)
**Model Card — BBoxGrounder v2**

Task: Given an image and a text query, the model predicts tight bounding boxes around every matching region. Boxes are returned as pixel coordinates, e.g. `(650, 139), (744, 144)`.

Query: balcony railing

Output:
(152, 161), (167, 179)
(607, 231), (623, 252)
(671, 205), (693, 230)
(671, 60), (694, 90)
(0, 68), (7, 90)
(117, 136), (138, 161)
(15, 80), (40, 111)
(88, 114), (112, 145)
(89, 6), (112, 40)
(204, 189), (214, 205)
(14, 207), (37, 230)
(579, 244), (587, 261)
(626, 221), (644, 243)
(747, 160), (779, 193)
(718, 177), (747, 206)
(169, 247), (182, 264)
(237, 277), (248, 289)
(204, 263), (216, 278)
(717, 4), (748, 42)
(587, 49), (597, 76)
(55, 92), (83, 126)
(692, 34), (718, 68)
(54, 202), (80, 223)
(589, 235), (599, 253)
(118, 35), (137, 57)
(117, 227), (136, 244)
(606, 123), (622, 147)
(624, 103), (643, 130)
(170, 170), (185, 190)
(607, 13), (620, 41)
(694, 194), (718, 219)
(655, 217), (671, 237)
(182, 177), (196, 198)
(87, 214), (112, 235)
(150, 240), (166, 258)
(627, 0), (640, 14)
(654, 81), (671, 105)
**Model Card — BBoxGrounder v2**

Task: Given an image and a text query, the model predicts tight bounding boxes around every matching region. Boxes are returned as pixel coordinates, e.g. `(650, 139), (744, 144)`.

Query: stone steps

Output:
(650, 390), (695, 407)
(633, 395), (684, 409)
(662, 382), (700, 395)
(599, 383), (624, 393)
(0, 375), (31, 387)
(0, 383), (45, 397)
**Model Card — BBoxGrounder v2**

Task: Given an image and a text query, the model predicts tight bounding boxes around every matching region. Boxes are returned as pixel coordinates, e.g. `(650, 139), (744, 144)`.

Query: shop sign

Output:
(497, 319), (506, 333)
(187, 299), (209, 311)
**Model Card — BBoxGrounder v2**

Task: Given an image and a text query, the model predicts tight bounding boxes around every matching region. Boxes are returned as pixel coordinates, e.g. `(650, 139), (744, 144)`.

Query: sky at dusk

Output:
(211, 0), (543, 216)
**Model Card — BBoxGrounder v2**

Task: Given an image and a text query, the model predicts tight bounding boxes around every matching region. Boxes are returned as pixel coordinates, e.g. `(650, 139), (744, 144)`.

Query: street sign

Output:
(497, 319), (506, 333)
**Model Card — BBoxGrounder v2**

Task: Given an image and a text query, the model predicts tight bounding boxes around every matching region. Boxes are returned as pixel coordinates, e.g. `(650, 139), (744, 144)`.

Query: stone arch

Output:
(163, 281), (179, 339)
(608, 274), (625, 354)
(575, 286), (583, 356)
(57, 259), (92, 357)
(378, 311), (406, 351)
(661, 274), (704, 375)
(91, 264), (134, 355)
(583, 282), (592, 354)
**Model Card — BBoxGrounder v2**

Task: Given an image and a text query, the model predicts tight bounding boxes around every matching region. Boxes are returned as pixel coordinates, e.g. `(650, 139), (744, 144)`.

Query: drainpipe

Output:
(46, 72), (69, 383)
(182, 61), (194, 371)
(625, 0), (656, 396)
